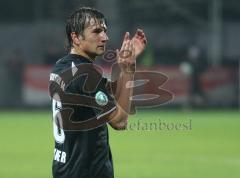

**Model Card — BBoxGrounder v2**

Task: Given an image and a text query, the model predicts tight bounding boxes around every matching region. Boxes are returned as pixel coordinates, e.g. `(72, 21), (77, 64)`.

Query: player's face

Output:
(80, 18), (108, 58)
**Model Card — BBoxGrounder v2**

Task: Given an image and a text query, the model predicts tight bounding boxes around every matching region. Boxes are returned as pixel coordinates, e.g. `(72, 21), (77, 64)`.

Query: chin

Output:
(97, 50), (105, 56)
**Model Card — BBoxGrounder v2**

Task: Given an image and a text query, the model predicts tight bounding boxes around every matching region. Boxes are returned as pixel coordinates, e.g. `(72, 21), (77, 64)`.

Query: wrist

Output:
(120, 63), (136, 74)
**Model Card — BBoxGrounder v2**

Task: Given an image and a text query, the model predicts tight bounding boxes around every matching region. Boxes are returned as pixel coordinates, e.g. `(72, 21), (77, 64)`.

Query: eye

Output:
(93, 29), (102, 33)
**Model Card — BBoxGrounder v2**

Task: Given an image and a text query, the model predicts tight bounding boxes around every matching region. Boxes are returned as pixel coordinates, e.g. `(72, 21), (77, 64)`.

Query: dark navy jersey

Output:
(49, 54), (116, 178)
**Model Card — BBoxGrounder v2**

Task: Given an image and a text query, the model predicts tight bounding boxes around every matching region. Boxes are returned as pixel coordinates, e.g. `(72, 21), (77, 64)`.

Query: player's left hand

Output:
(131, 29), (147, 58)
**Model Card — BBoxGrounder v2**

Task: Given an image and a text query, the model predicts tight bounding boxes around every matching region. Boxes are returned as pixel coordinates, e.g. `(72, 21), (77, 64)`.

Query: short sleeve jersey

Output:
(49, 54), (116, 178)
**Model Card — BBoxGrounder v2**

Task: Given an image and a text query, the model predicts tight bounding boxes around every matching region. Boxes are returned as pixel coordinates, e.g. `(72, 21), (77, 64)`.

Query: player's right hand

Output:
(117, 32), (136, 73)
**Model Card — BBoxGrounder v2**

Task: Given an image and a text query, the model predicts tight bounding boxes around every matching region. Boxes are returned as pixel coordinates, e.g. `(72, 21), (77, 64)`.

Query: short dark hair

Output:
(65, 7), (107, 51)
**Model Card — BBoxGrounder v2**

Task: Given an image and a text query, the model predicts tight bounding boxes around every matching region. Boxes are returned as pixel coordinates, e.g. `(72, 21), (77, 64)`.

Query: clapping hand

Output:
(117, 30), (147, 73)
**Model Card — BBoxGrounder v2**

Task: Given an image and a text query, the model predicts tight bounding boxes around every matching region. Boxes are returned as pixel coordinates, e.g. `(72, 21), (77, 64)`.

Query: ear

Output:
(71, 32), (83, 46)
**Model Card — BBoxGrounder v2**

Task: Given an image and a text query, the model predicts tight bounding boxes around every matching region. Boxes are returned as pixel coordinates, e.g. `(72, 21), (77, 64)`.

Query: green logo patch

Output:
(95, 91), (108, 106)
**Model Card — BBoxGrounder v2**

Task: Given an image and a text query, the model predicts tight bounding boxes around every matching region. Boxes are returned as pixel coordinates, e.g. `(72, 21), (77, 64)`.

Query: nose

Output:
(100, 32), (109, 43)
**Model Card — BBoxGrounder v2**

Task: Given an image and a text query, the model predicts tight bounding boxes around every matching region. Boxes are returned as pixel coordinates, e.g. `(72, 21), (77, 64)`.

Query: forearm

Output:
(116, 71), (134, 113)
(108, 71), (134, 129)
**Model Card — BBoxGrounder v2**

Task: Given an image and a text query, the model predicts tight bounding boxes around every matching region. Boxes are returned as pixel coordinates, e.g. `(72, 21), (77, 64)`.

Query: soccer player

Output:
(49, 7), (147, 178)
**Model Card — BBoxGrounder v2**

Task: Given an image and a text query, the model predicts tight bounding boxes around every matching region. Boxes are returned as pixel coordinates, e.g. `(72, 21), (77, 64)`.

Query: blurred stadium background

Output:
(0, 0), (239, 178)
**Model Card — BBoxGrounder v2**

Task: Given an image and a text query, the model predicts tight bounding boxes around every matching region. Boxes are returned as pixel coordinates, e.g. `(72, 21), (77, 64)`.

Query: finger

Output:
(129, 41), (133, 53)
(116, 49), (120, 59)
(124, 40), (130, 58)
(123, 32), (130, 42)
(134, 30), (144, 40)
(138, 31), (145, 39)
(137, 30), (146, 43)
(133, 31), (139, 38)
(120, 33), (130, 51)
(116, 49), (119, 61)
(120, 40), (127, 51)
(136, 29), (143, 35)
(125, 42), (134, 64)
(142, 36), (147, 44)
(130, 42), (135, 62)
(135, 29), (143, 35)
(126, 41), (132, 62)
(132, 43), (135, 58)
(137, 28), (143, 33)
(126, 40), (130, 49)
(121, 43), (127, 61)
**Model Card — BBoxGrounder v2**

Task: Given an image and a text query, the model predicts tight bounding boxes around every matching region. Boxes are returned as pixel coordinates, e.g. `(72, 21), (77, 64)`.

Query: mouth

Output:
(98, 45), (105, 49)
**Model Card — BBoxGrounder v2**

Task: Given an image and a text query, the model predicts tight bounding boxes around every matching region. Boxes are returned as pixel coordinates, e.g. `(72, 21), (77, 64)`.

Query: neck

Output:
(70, 48), (95, 62)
